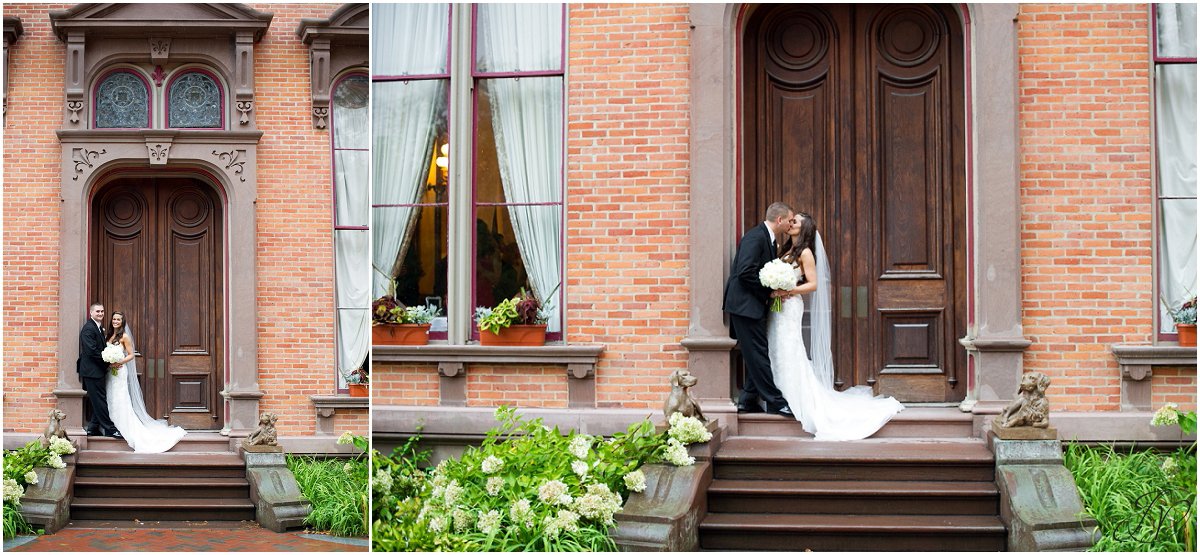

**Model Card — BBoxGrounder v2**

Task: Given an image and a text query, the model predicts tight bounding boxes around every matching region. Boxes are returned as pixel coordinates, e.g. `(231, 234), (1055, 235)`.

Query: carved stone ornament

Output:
(147, 143), (170, 165)
(242, 412), (279, 448)
(993, 372), (1057, 440)
(236, 100), (253, 125)
(664, 368), (707, 423)
(71, 147), (106, 181)
(312, 106), (329, 130)
(67, 100), (83, 123)
(151, 65), (166, 88)
(212, 148), (247, 182)
(40, 408), (69, 449)
(149, 37), (171, 61)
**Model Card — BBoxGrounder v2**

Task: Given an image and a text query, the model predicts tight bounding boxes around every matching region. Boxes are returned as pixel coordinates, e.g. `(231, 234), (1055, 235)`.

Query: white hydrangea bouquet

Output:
(101, 343), (124, 376)
(759, 258), (798, 312)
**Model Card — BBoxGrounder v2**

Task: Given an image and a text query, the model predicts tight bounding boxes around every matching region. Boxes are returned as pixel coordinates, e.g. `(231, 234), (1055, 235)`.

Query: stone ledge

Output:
(311, 394), (369, 436)
(372, 343), (603, 364)
(1112, 344), (1197, 411)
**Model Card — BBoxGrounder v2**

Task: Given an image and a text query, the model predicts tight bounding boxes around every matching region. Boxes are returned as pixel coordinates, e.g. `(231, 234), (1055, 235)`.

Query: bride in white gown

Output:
(105, 311), (187, 453)
(767, 213), (904, 441)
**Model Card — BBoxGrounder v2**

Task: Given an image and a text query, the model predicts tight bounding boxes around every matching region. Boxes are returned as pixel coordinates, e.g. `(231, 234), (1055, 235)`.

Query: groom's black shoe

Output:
(107, 431), (123, 439)
(736, 402), (765, 413)
(85, 429), (102, 437)
(768, 405), (794, 417)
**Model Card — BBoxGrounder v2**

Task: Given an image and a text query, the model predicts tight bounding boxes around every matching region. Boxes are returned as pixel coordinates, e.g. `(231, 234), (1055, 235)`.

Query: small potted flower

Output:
(1166, 295), (1197, 347)
(475, 287), (555, 346)
(344, 366), (368, 397)
(373, 300), (439, 346)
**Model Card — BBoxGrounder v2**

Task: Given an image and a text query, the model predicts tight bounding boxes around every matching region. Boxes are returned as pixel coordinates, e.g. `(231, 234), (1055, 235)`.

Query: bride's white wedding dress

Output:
(768, 267), (904, 441)
(106, 332), (187, 453)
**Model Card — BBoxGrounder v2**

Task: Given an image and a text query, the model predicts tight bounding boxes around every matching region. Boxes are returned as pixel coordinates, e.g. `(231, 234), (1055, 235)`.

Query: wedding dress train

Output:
(768, 283), (904, 441)
(105, 334), (187, 453)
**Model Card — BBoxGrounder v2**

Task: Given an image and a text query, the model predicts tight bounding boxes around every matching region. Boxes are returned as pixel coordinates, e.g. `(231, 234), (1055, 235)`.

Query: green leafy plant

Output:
(1164, 295), (1198, 326)
(285, 431), (369, 537)
(402, 305), (439, 325)
(475, 285), (559, 334)
(371, 406), (708, 552)
(3, 438), (75, 539)
(343, 366), (368, 386)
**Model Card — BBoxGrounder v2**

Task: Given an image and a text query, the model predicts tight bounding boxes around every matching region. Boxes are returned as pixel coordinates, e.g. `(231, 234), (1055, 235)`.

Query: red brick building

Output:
(3, 3), (369, 452)
(372, 2), (1195, 449)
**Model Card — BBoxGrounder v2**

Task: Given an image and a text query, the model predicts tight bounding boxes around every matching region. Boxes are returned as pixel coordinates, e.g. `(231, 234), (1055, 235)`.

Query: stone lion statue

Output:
(664, 368), (706, 423)
(243, 412), (279, 447)
(996, 372), (1051, 429)
(40, 408), (68, 448)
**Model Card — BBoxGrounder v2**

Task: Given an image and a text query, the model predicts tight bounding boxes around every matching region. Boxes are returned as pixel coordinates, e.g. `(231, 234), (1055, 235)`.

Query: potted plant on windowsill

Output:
(373, 301), (439, 346)
(344, 366), (368, 398)
(476, 287), (555, 347)
(1166, 295), (1197, 347)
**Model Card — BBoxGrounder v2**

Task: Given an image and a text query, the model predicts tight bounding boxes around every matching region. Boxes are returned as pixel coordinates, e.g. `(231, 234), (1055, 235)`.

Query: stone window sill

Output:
(311, 394), (368, 435)
(1111, 344), (1196, 411)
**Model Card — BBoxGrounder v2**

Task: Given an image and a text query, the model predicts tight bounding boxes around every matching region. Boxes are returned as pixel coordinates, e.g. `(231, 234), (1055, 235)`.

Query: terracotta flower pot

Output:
(1177, 323), (1196, 347)
(479, 324), (547, 347)
(347, 383), (369, 398)
(372, 323), (431, 346)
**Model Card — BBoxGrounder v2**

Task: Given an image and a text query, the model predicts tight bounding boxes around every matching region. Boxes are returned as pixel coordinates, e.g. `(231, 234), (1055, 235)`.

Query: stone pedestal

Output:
(611, 462), (712, 552)
(242, 448), (312, 532)
(990, 436), (1100, 551)
(17, 454), (75, 535)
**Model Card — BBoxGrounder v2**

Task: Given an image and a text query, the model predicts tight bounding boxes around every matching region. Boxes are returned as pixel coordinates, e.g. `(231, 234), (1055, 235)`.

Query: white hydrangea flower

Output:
(668, 412), (713, 444)
(47, 453), (66, 469)
(623, 469), (647, 493)
(2, 478), (24, 506)
(574, 483), (623, 524)
(443, 480), (464, 506)
(568, 434), (593, 459)
(48, 436), (76, 455)
(538, 479), (568, 505)
(509, 498), (535, 528)
(571, 460), (589, 478)
(481, 455), (504, 474)
(343, 462), (353, 474)
(664, 438), (695, 467)
(1152, 403), (1180, 427)
(428, 514), (449, 533)
(452, 507), (474, 533)
(337, 431), (355, 445)
(373, 469), (393, 493)
(477, 509), (502, 536)
(543, 509), (581, 538)
(1162, 457), (1179, 476)
(486, 476), (504, 496)
(23, 470), (38, 486)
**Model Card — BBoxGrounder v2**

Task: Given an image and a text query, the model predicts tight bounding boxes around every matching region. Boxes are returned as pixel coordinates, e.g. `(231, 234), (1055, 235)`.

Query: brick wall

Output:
(373, 364), (439, 407)
(1, 3), (367, 438)
(1017, 3), (1161, 412)
(1151, 367), (1198, 412)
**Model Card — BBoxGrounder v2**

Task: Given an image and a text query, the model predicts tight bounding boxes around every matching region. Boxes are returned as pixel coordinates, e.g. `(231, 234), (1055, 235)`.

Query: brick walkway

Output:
(5, 521), (368, 552)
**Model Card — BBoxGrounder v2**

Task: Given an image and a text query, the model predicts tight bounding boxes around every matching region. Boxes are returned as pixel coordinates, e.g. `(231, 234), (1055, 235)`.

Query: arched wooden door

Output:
(90, 176), (224, 429)
(742, 4), (967, 402)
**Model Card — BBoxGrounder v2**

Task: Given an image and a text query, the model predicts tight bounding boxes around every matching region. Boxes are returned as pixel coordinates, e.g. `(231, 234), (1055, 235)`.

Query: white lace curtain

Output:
(477, 3), (564, 333)
(333, 75), (369, 376)
(371, 4), (449, 299)
(1156, 3), (1198, 332)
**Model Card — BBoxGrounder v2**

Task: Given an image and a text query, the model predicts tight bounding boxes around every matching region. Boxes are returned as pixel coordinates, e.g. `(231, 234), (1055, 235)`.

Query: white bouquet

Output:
(101, 343), (124, 376)
(759, 258), (798, 312)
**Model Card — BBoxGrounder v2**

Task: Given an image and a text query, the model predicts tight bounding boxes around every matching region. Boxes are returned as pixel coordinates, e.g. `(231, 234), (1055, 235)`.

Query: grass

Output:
(286, 455), (369, 538)
(1064, 443), (1196, 552)
(3, 503), (34, 540)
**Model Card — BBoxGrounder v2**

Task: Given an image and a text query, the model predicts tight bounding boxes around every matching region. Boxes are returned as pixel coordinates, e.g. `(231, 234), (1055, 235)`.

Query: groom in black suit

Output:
(77, 302), (118, 437)
(723, 202), (793, 416)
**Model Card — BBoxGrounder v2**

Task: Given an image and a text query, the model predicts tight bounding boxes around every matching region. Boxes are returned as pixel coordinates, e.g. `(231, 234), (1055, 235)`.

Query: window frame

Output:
(164, 67), (226, 130)
(332, 69), (370, 392)
(1151, 3), (1197, 343)
(92, 67), (152, 130)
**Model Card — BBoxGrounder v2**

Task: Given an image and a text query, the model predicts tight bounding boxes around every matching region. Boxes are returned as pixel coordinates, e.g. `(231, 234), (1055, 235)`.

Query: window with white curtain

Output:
(1154, 3), (1197, 339)
(372, 3), (565, 343)
(333, 72), (370, 384)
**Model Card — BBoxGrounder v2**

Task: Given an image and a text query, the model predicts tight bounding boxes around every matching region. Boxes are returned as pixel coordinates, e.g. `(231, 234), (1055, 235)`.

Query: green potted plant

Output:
(372, 265), (440, 346)
(344, 366), (369, 397)
(1166, 295), (1197, 347)
(475, 287), (556, 346)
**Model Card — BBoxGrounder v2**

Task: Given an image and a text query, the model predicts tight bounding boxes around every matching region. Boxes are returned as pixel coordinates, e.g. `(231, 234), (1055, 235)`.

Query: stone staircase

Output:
(70, 434), (255, 522)
(698, 409), (1007, 551)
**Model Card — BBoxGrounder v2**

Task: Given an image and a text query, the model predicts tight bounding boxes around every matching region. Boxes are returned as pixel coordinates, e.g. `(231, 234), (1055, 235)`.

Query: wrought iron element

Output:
(169, 72), (220, 128)
(95, 71), (148, 128)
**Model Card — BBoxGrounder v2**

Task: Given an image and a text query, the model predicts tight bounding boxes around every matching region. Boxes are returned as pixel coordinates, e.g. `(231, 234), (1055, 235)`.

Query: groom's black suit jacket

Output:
(722, 222), (776, 321)
(77, 320), (108, 380)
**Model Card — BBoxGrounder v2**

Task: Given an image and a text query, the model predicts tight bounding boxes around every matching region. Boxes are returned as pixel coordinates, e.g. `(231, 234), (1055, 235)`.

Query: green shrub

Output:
(2, 438), (76, 539)
(372, 406), (704, 552)
(286, 431), (369, 538)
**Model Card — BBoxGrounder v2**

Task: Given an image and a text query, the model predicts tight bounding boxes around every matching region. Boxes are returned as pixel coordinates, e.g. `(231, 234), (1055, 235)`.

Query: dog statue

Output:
(996, 372), (1051, 429)
(243, 412), (279, 447)
(40, 408), (69, 448)
(664, 369), (706, 423)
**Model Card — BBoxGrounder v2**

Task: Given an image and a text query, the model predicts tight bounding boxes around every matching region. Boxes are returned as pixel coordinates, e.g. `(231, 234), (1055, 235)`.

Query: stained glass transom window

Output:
(168, 72), (222, 128)
(95, 71), (149, 128)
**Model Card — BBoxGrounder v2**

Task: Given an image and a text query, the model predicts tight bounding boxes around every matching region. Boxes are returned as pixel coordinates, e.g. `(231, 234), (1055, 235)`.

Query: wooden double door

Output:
(743, 4), (967, 402)
(90, 177), (224, 429)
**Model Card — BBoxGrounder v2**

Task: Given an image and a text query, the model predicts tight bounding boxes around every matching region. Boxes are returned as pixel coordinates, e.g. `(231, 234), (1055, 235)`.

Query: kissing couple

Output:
(722, 202), (904, 441)
(77, 302), (186, 453)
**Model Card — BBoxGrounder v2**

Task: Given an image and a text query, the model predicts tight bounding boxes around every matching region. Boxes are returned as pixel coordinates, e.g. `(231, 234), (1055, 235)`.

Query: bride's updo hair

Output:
(782, 212), (818, 266)
(108, 311), (127, 345)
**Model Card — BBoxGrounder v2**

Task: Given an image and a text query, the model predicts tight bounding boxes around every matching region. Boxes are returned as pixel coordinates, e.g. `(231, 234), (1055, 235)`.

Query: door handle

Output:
(158, 359), (165, 380)
(840, 287), (852, 319)
(145, 359), (154, 379)
(857, 286), (869, 319)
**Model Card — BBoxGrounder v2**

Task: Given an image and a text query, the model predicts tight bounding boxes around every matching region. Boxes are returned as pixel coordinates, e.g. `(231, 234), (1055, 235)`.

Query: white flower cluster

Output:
(2, 477), (23, 506)
(668, 412), (713, 444)
(663, 438), (695, 467)
(759, 258), (798, 292)
(542, 509), (581, 539)
(572, 483), (623, 525)
(537, 479), (573, 506)
(1161, 457), (1179, 477)
(477, 509), (502, 536)
(568, 434), (593, 459)
(623, 469), (647, 493)
(336, 431), (355, 445)
(24, 470), (39, 486)
(571, 460), (589, 478)
(101, 343), (125, 365)
(1152, 402), (1180, 427)
(48, 436), (76, 456)
(509, 498), (535, 528)
(451, 507), (473, 533)
(485, 476), (504, 496)
(372, 468), (393, 493)
(480, 455), (504, 475)
(47, 453), (66, 469)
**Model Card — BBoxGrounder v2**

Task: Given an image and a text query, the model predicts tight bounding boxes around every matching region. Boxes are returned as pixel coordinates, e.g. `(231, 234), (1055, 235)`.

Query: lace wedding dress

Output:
(768, 266), (904, 441)
(105, 331), (187, 453)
